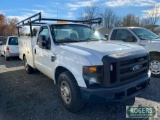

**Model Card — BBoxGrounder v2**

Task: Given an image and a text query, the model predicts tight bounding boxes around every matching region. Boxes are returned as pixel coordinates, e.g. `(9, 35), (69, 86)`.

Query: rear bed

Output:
(18, 36), (36, 68)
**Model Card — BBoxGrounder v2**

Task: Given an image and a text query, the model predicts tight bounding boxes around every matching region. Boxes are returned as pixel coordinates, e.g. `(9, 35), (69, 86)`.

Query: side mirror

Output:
(38, 35), (46, 48)
(104, 34), (108, 40)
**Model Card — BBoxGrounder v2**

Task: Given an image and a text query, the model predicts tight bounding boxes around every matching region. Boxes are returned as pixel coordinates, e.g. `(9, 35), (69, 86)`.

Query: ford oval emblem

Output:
(132, 64), (142, 71)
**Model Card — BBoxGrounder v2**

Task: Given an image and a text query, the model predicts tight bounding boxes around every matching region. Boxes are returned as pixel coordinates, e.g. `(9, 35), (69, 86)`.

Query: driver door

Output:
(34, 26), (53, 78)
(34, 26), (48, 71)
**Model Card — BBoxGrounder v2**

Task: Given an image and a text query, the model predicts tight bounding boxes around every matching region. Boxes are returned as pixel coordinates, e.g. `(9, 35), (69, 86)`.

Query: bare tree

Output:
(79, 6), (100, 20)
(99, 8), (122, 29)
(122, 14), (140, 27)
(103, 8), (116, 29)
(114, 17), (122, 27)
(78, 5), (100, 27)
(142, 4), (160, 32)
(145, 4), (160, 25)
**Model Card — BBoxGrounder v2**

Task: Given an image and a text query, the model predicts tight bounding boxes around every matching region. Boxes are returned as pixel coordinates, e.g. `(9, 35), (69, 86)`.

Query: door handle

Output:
(35, 49), (36, 54)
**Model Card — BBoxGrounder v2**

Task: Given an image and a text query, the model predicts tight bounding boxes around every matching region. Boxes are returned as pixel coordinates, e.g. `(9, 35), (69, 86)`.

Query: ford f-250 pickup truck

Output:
(107, 27), (160, 77)
(16, 13), (150, 112)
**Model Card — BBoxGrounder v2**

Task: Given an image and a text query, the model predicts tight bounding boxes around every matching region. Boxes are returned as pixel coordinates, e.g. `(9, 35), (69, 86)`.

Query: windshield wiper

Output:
(57, 39), (79, 43)
(85, 38), (99, 41)
(100, 38), (106, 41)
(155, 37), (160, 39)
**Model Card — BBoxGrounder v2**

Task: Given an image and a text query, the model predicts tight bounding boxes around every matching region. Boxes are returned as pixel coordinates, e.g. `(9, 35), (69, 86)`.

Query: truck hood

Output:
(150, 39), (160, 43)
(145, 39), (160, 52)
(59, 41), (145, 65)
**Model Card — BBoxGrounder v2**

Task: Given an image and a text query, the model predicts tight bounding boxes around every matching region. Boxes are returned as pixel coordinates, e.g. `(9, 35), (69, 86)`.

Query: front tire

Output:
(24, 56), (34, 74)
(58, 71), (84, 113)
(150, 55), (160, 78)
(123, 97), (135, 106)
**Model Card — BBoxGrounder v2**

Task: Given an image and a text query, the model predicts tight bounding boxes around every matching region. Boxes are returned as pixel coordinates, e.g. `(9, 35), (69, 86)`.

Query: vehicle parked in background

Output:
(16, 13), (150, 112)
(0, 37), (3, 45)
(107, 27), (160, 77)
(0, 36), (19, 61)
(0, 36), (6, 46)
(0, 37), (3, 56)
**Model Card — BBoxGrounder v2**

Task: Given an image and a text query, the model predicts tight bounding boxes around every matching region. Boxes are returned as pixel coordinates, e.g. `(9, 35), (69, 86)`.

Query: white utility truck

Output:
(16, 13), (150, 112)
(107, 27), (160, 77)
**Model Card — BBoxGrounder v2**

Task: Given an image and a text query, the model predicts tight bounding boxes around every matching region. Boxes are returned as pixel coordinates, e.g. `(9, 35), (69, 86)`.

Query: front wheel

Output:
(58, 71), (84, 113)
(123, 97), (135, 106)
(150, 55), (160, 77)
(24, 56), (34, 74)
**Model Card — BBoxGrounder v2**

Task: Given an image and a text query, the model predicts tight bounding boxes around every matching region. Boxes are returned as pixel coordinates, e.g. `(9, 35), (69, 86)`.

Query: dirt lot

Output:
(0, 57), (159, 120)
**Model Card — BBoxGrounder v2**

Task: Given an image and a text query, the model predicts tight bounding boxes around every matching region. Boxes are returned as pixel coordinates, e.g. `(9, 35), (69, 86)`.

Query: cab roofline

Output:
(114, 27), (144, 29)
(50, 23), (90, 26)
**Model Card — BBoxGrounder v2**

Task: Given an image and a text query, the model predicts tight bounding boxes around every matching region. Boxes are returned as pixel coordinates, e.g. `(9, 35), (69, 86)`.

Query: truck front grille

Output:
(119, 56), (148, 82)
(102, 54), (149, 87)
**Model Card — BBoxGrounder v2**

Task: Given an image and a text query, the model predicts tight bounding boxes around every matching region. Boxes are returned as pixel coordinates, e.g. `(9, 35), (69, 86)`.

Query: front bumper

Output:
(80, 76), (150, 103)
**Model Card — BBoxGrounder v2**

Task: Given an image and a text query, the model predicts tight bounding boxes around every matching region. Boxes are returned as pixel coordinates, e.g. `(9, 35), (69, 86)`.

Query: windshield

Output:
(50, 24), (106, 43)
(131, 28), (159, 40)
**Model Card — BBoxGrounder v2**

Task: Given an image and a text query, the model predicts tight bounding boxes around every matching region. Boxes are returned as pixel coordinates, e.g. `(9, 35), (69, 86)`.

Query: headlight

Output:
(83, 66), (103, 88)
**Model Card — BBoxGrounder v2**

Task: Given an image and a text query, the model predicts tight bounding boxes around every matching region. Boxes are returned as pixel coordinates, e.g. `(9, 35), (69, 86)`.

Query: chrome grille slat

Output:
(119, 55), (148, 83)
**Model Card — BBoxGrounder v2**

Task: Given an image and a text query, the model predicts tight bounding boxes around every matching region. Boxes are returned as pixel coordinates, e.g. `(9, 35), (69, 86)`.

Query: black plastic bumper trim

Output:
(80, 76), (150, 103)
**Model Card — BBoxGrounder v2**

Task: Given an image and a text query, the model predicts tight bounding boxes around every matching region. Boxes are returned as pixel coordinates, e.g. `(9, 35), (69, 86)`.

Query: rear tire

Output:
(5, 53), (9, 61)
(58, 71), (84, 113)
(0, 51), (2, 57)
(150, 55), (160, 78)
(5, 57), (9, 61)
(24, 56), (34, 74)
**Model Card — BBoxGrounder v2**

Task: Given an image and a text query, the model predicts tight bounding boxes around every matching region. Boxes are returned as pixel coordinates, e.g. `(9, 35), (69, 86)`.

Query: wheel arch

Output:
(23, 54), (26, 60)
(54, 66), (77, 85)
(149, 51), (160, 57)
(149, 51), (160, 77)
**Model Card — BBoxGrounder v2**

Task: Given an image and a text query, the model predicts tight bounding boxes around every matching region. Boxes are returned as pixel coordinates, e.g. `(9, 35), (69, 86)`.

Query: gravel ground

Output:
(0, 57), (159, 120)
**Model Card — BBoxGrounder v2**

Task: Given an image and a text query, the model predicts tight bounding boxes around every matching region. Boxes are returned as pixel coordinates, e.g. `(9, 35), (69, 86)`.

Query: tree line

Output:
(79, 4), (160, 34)
(0, 14), (27, 36)
(0, 14), (18, 36)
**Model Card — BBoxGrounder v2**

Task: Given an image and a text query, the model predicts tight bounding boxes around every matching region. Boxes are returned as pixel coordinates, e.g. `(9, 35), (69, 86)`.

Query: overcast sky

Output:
(0, 0), (160, 22)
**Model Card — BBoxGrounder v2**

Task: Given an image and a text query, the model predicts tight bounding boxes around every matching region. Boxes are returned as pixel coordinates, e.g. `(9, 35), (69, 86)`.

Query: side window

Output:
(111, 29), (137, 42)
(110, 30), (117, 40)
(37, 27), (51, 49)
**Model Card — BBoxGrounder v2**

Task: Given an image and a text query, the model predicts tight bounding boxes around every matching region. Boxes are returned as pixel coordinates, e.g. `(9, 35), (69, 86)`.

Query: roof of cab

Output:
(40, 23), (90, 27)
(114, 27), (144, 29)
